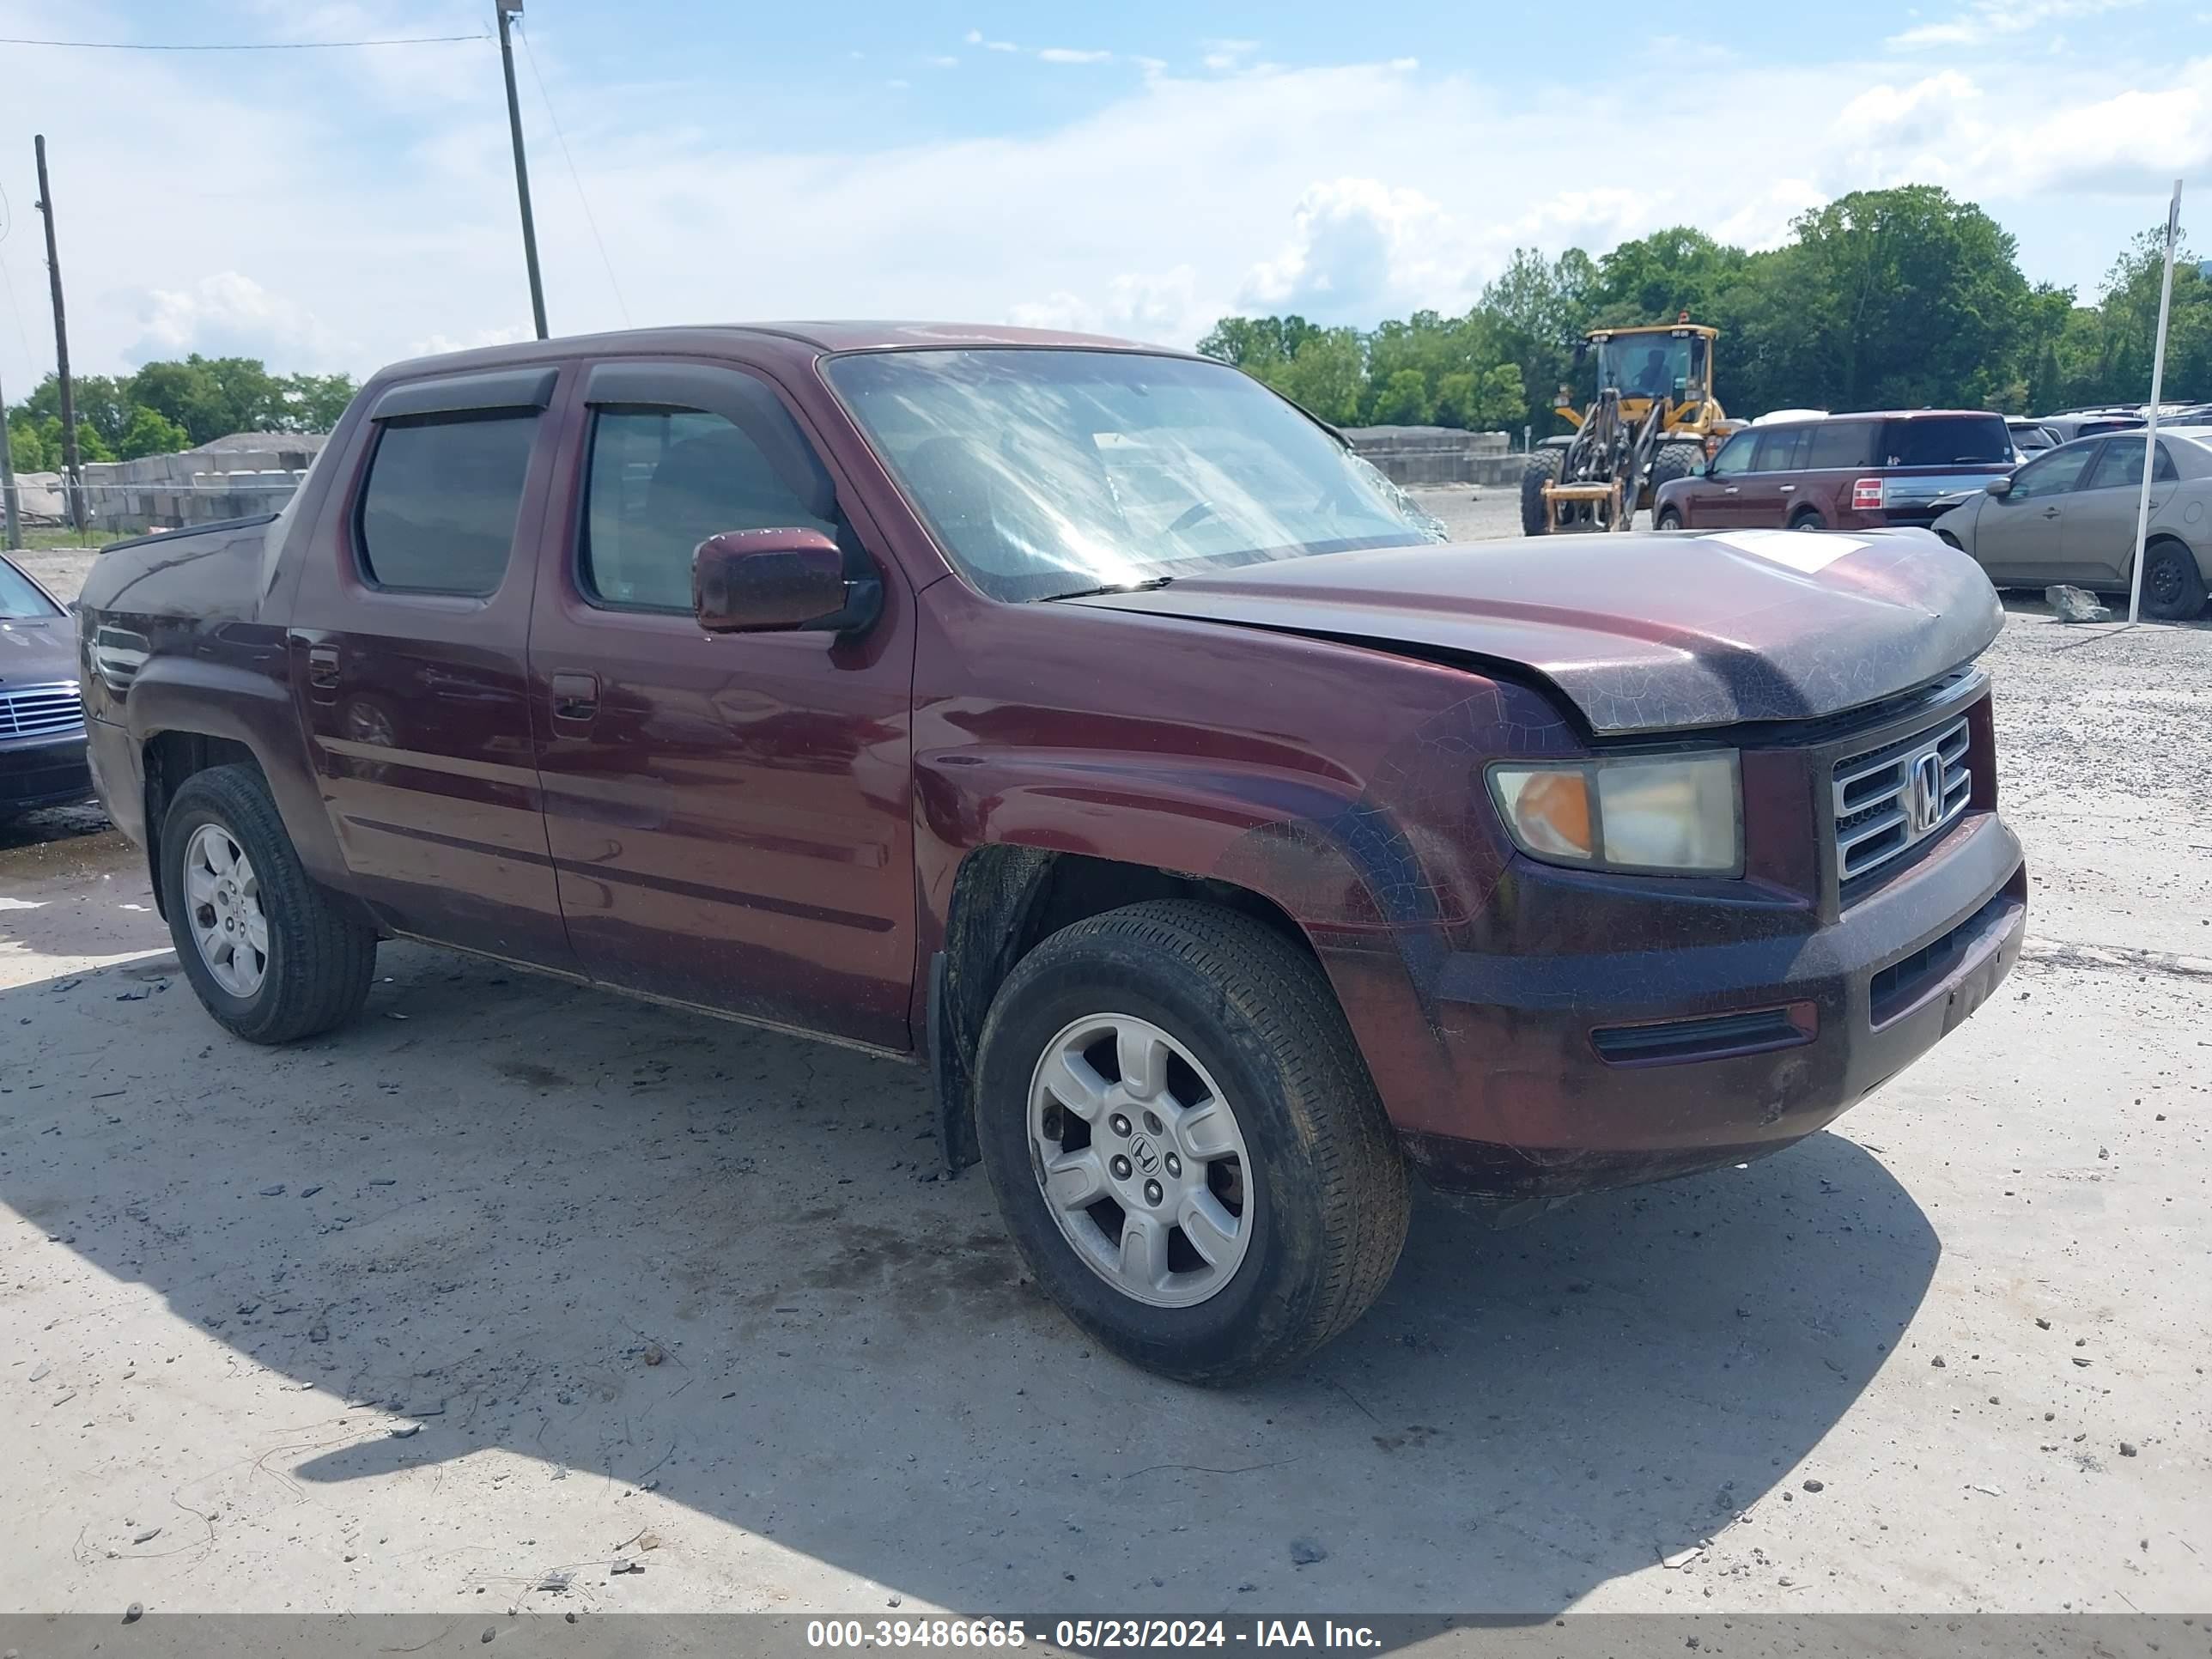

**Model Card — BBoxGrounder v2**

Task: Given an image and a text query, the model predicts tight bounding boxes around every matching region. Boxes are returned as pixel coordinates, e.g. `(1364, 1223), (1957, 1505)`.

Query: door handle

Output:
(307, 643), (340, 705)
(550, 672), (599, 722)
(1723, 486), (1740, 495)
(1778, 483), (1796, 493)
(2041, 507), (2062, 519)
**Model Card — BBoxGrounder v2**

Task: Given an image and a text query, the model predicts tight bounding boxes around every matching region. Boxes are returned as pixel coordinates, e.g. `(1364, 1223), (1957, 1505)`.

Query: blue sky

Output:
(1, 0), (2207, 394)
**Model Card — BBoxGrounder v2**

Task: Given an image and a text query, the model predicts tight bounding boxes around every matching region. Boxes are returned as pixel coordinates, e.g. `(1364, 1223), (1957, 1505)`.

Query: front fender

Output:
(915, 749), (1385, 946)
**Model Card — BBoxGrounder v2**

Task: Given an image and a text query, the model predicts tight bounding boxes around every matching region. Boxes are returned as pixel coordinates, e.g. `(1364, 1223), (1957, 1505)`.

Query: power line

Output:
(516, 22), (631, 327)
(0, 33), (488, 51)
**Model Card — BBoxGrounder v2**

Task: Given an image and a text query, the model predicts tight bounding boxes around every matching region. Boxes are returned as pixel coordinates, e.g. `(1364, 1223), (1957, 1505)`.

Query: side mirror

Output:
(692, 528), (880, 635)
(1984, 477), (2014, 498)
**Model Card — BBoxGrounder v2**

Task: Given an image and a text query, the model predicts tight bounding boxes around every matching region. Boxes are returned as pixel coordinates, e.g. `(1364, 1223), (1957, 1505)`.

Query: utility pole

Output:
(0, 363), (21, 551)
(495, 1), (548, 340)
(33, 135), (85, 534)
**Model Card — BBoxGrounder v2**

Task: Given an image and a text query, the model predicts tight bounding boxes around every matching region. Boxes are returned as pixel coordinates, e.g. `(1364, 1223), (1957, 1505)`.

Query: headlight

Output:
(1487, 752), (1741, 875)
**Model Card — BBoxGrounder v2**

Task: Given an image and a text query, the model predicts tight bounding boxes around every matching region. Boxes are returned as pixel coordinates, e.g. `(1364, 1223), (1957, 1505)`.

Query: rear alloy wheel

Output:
(975, 900), (1409, 1384)
(1790, 509), (1826, 531)
(2138, 538), (2209, 621)
(161, 763), (377, 1044)
(1656, 507), (1684, 532)
(183, 823), (269, 999)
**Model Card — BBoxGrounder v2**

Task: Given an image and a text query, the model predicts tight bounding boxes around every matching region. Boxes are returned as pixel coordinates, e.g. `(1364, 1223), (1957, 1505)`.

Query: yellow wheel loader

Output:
(1521, 320), (1741, 535)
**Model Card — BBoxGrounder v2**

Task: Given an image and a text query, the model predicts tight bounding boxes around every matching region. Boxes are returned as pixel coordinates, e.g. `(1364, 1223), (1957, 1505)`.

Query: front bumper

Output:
(1401, 809), (2025, 1200)
(0, 727), (94, 816)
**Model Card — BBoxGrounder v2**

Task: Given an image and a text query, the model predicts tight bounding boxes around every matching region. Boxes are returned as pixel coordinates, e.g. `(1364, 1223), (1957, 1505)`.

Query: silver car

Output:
(1931, 429), (2212, 620)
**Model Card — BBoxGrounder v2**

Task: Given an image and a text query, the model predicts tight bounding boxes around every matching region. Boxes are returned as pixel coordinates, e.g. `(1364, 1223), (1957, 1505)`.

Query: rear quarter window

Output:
(1807, 420), (1878, 470)
(1881, 416), (2011, 468)
(356, 411), (539, 595)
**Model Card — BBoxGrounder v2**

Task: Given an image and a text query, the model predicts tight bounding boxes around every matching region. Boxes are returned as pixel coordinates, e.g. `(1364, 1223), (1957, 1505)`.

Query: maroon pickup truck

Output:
(76, 324), (2027, 1383)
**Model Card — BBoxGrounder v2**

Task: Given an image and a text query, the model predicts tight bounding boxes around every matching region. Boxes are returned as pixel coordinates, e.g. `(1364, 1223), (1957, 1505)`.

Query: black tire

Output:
(1656, 507), (1684, 532)
(161, 763), (377, 1044)
(1520, 449), (1563, 537)
(1648, 441), (1704, 507)
(1936, 530), (1963, 550)
(974, 901), (1410, 1385)
(1790, 507), (1826, 531)
(2137, 537), (2209, 621)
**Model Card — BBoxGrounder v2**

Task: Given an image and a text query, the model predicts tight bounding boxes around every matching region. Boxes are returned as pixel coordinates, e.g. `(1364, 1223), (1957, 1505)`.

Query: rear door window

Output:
(2081, 440), (2178, 489)
(1752, 426), (1813, 472)
(1881, 415), (2012, 467)
(356, 413), (539, 594)
(1807, 420), (1877, 470)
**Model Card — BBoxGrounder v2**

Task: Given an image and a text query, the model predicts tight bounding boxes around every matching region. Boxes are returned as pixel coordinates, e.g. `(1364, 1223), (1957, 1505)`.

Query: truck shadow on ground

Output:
(1, 937), (1938, 1615)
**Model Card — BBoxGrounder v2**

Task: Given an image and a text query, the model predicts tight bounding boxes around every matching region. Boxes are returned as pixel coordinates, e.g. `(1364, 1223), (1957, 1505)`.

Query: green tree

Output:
(277, 372), (359, 433)
(1413, 356), (1527, 431)
(1191, 191), (2184, 433)
(1477, 246), (1598, 434)
(1590, 227), (1748, 327)
(9, 372), (133, 449)
(1275, 328), (1366, 425)
(1431, 370), (1480, 429)
(1370, 368), (1433, 424)
(72, 417), (115, 463)
(116, 404), (191, 459)
(1195, 314), (1322, 372)
(7, 415), (52, 473)
(125, 354), (284, 444)
(1757, 185), (2034, 410)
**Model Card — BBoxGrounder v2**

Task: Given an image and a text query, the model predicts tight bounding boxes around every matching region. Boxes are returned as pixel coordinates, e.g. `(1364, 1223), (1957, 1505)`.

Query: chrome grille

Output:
(0, 681), (85, 740)
(1832, 716), (1972, 893)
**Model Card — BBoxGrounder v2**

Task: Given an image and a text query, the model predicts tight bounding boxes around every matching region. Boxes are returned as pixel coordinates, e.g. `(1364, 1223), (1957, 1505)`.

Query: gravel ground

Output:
(3, 522), (2207, 1620)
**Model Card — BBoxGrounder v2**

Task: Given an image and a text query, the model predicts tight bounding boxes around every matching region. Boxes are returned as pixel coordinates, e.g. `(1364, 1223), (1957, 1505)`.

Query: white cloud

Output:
(1010, 266), (1206, 345)
(405, 324), (532, 358)
(3, 15), (2206, 398)
(133, 272), (343, 363)
(927, 54), (959, 68)
(1830, 65), (2212, 197)
(1037, 47), (1113, 64)
(1887, 0), (2142, 47)
(1239, 179), (1480, 320)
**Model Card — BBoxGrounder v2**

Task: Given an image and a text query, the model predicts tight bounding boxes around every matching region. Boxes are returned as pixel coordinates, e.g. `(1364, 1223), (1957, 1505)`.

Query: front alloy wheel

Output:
(1029, 1013), (1253, 1308)
(184, 822), (269, 996)
(974, 900), (1410, 1384)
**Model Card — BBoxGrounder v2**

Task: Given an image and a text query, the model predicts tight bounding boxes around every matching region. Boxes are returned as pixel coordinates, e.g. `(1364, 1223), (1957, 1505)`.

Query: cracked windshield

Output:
(827, 348), (1446, 602)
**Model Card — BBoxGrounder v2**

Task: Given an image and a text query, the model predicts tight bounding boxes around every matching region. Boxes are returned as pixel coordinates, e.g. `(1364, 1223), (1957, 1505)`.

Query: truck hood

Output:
(1071, 527), (2002, 737)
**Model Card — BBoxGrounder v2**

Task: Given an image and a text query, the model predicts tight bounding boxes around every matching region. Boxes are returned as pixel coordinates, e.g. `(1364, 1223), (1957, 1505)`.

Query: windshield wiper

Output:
(1040, 575), (1176, 603)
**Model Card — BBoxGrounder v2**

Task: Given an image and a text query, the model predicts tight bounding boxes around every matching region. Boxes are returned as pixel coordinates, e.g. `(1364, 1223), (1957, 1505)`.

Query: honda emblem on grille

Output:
(1906, 749), (1946, 837)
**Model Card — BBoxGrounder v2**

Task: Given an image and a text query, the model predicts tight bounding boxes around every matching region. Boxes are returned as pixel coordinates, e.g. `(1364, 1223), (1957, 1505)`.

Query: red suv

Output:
(1654, 410), (2016, 533)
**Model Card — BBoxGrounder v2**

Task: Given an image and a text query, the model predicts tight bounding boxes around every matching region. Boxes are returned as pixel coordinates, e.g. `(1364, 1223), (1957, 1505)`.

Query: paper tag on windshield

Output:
(1703, 529), (1868, 574)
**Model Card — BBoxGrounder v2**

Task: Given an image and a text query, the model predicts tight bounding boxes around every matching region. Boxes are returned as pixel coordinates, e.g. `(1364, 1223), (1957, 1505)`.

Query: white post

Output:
(2127, 179), (2183, 625)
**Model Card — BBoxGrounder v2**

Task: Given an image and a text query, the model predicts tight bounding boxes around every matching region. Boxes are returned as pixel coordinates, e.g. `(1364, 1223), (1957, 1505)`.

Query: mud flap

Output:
(928, 951), (980, 1176)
